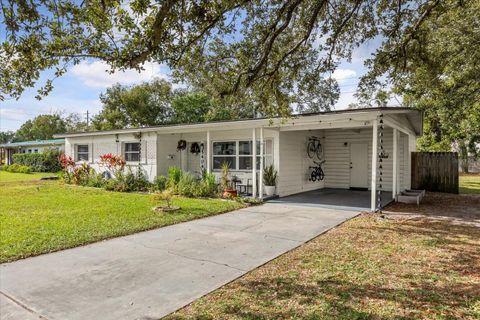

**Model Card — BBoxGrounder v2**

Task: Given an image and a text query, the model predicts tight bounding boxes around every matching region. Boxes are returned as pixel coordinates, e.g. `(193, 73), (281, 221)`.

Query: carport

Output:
(270, 188), (393, 211)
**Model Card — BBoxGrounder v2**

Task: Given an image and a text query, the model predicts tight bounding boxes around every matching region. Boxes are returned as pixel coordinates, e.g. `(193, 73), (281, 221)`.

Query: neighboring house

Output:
(0, 139), (65, 165)
(55, 107), (423, 210)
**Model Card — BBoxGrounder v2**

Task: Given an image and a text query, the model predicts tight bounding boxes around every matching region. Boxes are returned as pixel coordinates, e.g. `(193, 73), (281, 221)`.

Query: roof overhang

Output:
(54, 107), (423, 138)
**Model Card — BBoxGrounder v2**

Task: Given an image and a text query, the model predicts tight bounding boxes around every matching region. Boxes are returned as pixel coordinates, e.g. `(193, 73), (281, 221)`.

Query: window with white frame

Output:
(212, 140), (273, 171)
(124, 142), (141, 162)
(213, 141), (236, 170)
(76, 145), (89, 161)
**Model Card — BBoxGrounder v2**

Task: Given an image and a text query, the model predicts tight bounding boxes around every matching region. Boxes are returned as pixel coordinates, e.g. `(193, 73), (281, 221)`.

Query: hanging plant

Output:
(177, 140), (187, 151)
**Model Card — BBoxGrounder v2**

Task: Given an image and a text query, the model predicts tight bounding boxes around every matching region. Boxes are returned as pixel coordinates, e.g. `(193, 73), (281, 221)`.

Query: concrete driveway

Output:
(0, 203), (358, 320)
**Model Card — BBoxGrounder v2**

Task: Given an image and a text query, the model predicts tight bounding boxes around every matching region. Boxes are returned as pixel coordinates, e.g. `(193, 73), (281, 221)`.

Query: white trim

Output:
(252, 128), (257, 198)
(123, 141), (142, 163)
(371, 120), (378, 211)
(392, 128), (398, 199)
(206, 131), (211, 173)
(259, 127), (264, 199)
(383, 116), (416, 136)
(55, 109), (422, 138)
(75, 144), (89, 162)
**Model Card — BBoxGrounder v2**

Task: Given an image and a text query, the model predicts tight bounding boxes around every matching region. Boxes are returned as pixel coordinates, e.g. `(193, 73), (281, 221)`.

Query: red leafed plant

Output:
(59, 153), (76, 183)
(99, 153), (126, 175)
(59, 153), (75, 170)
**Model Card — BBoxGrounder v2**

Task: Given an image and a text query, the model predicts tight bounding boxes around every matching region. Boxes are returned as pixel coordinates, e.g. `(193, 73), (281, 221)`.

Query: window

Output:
(212, 140), (273, 171)
(76, 145), (89, 161)
(238, 141), (253, 170)
(124, 142), (141, 162)
(213, 142), (236, 170)
(33, 149), (38, 153)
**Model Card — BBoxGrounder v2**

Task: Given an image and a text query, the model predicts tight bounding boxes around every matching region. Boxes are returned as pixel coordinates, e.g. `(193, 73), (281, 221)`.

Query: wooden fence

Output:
(411, 152), (459, 193)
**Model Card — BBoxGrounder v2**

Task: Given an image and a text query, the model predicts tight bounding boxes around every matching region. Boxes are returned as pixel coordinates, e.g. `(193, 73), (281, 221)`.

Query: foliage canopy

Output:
(1, 0), (467, 116)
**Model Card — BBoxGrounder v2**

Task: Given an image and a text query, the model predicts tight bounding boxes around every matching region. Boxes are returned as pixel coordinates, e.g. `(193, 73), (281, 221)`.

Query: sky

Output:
(0, 39), (380, 132)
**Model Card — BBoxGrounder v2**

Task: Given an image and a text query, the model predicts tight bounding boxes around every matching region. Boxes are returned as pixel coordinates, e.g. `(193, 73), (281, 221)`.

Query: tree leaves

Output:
(0, 0), (473, 117)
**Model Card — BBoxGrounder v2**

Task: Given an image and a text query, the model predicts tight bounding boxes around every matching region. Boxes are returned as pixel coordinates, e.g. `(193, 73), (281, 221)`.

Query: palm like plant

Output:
(263, 165), (277, 186)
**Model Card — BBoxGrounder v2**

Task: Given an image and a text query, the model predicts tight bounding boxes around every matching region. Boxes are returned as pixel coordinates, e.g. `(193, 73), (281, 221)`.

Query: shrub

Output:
(194, 172), (218, 197)
(86, 172), (106, 188)
(153, 175), (168, 192)
(152, 189), (175, 209)
(13, 150), (62, 172)
(167, 166), (183, 192)
(3, 164), (32, 174)
(99, 153), (126, 178)
(72, 163), (95, 186)
(59, 154), (76, 184)
(177, 172), (197, 197)
(124, 167), (151, 192)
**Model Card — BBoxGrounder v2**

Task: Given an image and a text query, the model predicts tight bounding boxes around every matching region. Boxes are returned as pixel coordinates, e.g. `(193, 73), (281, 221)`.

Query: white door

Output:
(350, 143), (368, 189)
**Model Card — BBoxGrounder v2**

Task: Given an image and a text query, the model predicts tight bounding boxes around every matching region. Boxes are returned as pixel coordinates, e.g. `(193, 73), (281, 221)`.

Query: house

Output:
(54, 107), (423, 211)
(0, 139), (65, 165)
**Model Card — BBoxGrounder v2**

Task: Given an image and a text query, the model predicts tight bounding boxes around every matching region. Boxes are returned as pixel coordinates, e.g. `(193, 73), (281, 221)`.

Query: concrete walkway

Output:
(0, 203), (358, 320)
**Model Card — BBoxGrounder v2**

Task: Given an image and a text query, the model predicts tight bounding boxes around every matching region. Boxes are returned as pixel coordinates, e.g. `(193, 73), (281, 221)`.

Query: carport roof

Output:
(54, 107), (423, 138)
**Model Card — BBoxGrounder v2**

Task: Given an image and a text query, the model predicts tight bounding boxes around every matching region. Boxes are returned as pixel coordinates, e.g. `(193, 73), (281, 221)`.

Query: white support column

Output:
(252, 128), (257, 198)
(406, 134), (416, 189)
(392, 128), (398, 200)
(259, 127), (264, 199)
(206, 131), (211, 174)
(371, 120), (378, 211)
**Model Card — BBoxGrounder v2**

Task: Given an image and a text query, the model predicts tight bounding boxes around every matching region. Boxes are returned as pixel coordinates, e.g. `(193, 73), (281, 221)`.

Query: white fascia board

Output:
(383, 115), (417, 136)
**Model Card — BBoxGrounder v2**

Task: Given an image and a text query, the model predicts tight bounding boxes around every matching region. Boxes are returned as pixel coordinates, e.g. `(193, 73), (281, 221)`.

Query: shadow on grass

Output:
(167, 217), (480, 320)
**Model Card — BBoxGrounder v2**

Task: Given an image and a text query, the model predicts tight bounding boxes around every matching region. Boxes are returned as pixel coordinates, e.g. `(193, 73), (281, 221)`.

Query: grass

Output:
(0, 181), (244, 263)
(460, 174), (480, 194)
(0, 170), (56, 182)
(167, 214), (480, 319)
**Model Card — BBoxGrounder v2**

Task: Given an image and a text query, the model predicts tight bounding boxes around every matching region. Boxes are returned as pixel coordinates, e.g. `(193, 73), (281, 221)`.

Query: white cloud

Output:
(332, 68), (357, 82)
(70, 60), (168, 88)
(334, 92), (357, 110)
(0, 108), (28, 121)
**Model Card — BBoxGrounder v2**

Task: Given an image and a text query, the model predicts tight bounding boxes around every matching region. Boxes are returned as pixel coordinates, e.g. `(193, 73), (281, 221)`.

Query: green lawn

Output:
(460, 174), (480, 194)
(0, 171), (56, 182)
(0, 181), (243, 263)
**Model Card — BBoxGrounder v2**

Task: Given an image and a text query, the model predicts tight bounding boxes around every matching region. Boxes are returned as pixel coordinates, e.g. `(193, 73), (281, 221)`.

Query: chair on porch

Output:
(236, 174), (259, 197)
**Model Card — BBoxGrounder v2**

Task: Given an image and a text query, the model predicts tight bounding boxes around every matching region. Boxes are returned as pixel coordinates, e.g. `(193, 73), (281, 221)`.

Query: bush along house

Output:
(0, 139), (65, 165)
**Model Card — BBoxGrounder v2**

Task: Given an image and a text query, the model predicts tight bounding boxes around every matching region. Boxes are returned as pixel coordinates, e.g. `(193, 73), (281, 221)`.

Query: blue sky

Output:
(0, 41), (379, 132)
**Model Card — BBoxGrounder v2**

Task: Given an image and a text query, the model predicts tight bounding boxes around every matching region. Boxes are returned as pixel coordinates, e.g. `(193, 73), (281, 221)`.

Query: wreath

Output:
(177, 139), (187, 151)
(190, 142), (200, 154)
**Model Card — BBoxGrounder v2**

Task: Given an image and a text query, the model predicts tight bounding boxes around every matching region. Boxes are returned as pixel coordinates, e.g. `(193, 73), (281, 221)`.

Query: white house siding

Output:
(323, 127), (399, 191)
(278, 126), (409, 197)
(20, 145), (65, 153)
(65, 132), (157, 181)
(277, 130), (325, 197)
(157, 133), (182, 176)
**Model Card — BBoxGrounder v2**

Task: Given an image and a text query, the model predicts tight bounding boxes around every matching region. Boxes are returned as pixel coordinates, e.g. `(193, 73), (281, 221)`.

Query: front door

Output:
(350, 143), (368, 189)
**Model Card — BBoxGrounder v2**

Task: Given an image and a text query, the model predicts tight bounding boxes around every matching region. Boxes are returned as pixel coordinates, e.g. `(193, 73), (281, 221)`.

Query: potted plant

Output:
(263, 164), (277, 196)
(221, 161), (237, 198)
